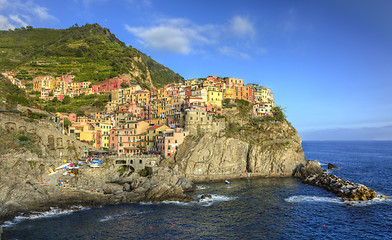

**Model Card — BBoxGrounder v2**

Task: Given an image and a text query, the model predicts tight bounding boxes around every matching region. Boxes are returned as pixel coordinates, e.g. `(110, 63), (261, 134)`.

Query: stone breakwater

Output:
(303, 173), (377, 201)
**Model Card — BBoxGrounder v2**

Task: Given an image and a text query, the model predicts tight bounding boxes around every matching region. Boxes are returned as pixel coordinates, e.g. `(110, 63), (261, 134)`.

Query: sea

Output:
(1, 141), (392, 240)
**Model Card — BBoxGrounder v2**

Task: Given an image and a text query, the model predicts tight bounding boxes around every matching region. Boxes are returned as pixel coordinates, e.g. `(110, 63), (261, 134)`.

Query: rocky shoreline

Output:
(0, 166), (194, 225)
(303, 173), (377, 201)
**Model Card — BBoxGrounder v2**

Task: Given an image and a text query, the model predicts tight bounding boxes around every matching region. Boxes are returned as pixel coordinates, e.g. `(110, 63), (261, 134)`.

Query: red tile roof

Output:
(147, 125), (165, 130)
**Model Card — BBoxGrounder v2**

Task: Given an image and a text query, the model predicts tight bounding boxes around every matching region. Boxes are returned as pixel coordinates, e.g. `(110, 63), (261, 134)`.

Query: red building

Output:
(92, 77), (131, 93)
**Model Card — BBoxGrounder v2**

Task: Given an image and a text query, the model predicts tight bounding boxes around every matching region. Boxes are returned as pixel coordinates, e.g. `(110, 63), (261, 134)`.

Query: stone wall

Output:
(113, 155), (161, 171)
(184, 110), (225, 136)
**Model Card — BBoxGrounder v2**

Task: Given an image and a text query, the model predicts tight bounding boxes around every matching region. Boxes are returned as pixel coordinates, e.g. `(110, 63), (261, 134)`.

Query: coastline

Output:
(0, 171), (300, 226)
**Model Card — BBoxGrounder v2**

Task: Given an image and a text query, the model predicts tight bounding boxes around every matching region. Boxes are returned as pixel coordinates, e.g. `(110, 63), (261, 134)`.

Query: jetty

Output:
(303, 173), (377, 201)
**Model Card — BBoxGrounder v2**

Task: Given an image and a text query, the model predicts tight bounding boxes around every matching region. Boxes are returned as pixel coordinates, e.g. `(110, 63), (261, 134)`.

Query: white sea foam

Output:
(196, 185), (209, 190)
(197, 194), (236, 207)
(285, 195), (343, 204)
(99, 210), (152, 222)
(1, 206), (89, 228)
(99, 212), (128, 222)
(317, 162), (328, 166)
(141, 194), (236, 207)
(285, 194), (391, 206)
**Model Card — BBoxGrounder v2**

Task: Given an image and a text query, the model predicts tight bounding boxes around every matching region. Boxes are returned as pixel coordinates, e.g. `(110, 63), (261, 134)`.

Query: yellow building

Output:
(206, 86), (223, 107)
(69, 123), (95, 144)
(261, 87), (273, 103)
(146, 125), (169, 151)
(96, 122), (112, 149)
(33, 76), (43, 91)
(223, 88), (235, 100)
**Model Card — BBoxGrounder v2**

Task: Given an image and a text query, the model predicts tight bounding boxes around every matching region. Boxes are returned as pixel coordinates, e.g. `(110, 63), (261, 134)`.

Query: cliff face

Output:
(162, 108), (307, 181)
(0, 112), (192, 224)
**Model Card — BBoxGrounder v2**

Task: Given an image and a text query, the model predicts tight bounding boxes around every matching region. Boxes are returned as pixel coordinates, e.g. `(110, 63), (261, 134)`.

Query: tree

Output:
(62, 95), (71, 104)
(121, 82), (130, 88)
(64, 119), (72, 128)
(273, 106), (286, 122)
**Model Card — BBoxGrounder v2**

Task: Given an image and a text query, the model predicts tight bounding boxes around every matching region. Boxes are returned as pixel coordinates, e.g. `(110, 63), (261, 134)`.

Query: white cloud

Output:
(31, 5), (54, 21)
(0, 14), (15, 30)
(9, 15), (28, 27)
(0, 0), (57, 29)
(229, 16), (256, 37)
(125, 15), (259, 58)
(125, 18), (211, 54)
(218, 46), (251, 60)
(127, 25), (192, 54)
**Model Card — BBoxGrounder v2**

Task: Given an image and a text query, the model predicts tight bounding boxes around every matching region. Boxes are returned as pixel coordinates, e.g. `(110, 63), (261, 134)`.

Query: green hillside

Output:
(0, 23), (184, 89)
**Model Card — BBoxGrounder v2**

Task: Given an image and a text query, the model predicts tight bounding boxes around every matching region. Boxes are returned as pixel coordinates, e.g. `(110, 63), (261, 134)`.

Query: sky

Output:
(1, 0), (392, 140)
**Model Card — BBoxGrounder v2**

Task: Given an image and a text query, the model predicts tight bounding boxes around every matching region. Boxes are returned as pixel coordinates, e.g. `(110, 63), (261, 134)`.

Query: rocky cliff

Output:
(0, 112), (192, 224)
(162, 106), (310, 181)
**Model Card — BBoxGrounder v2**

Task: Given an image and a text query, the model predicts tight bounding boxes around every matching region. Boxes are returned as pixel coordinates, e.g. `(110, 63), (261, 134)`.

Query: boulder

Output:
(200, 194), (212, 199)
(328, 163), (339, 169)
(294, 160), (323, 179)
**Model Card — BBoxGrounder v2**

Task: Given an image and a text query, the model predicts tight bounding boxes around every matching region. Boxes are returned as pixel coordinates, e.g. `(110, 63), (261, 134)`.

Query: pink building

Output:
(121, 103), (146, 120)
(206, 105), (222, 116)
(92, 77), (131, 93)
(110, 121), (149, 156)
(95, 130), (103, 149)
(68, 113), (77, 123)
(157, 128), (189, 157)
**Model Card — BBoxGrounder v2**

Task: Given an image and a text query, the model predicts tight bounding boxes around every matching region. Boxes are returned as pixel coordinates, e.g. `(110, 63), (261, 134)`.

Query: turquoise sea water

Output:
(2, 141), (392, 239)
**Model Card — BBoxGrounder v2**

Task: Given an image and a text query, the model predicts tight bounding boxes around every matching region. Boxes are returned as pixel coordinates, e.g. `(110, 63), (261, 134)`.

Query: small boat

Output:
(89, 159), (104, 168)
(225, 180), (231, 185)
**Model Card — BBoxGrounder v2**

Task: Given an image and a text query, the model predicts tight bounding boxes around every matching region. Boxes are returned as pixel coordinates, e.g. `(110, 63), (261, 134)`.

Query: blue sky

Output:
(1, 0), (392, 140)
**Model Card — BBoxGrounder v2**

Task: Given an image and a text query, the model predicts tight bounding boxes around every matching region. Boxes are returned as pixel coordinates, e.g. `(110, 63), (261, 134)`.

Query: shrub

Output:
(118, 166), (126, 175)
(139, 167), (149, 177)
(18, 135), (30, 142)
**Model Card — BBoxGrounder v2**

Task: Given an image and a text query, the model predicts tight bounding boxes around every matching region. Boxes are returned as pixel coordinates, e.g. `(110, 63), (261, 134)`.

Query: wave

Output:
(139, 194), (236, 207)
(1, 206), (89, 228)
(285, 195), (342, 204)
(196, 185), (210, 190)
(99, 210), (151, 222)
(285, 194), (391, 206)
(196, 194), (236, 207)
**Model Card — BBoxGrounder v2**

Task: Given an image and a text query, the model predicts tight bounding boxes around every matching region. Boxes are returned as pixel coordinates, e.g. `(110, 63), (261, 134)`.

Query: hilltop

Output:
(0, 23), (184, 89)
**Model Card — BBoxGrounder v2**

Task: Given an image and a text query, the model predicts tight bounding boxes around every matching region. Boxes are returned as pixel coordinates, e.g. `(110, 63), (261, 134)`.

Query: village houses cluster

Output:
(3, 73), (275, 158)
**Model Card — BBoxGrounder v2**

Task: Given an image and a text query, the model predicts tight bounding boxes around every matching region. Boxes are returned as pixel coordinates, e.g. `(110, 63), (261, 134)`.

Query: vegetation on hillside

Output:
(0, 127), (41, 155)
(0, 76), (37, 110)
(0, 23), (184, 88)
(0, 76), (108, 114)
(42, 93), (110, 114)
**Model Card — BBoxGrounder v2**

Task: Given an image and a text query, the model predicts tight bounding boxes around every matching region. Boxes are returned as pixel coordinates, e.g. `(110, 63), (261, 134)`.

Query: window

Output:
(139, 160), (142, 164)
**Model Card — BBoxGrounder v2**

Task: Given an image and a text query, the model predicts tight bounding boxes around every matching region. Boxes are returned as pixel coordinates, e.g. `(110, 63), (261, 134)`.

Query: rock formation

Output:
(162, 107), (314, 181)
(328, 163), (339, 169)
(303, 174), (377, 201)
(293, 160), (324, 179)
